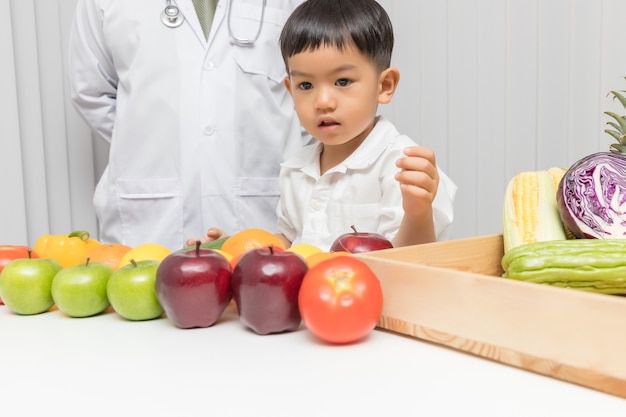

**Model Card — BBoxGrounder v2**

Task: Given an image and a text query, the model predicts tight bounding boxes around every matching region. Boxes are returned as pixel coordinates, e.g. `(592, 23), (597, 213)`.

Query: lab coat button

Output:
(204, 61), (215, 71)
(203, 126), (215, 136)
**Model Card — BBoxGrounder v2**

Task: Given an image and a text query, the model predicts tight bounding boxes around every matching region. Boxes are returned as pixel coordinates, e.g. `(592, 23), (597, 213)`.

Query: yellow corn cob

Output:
(546, 167), (577, 240)
(502, 168), (569, 253)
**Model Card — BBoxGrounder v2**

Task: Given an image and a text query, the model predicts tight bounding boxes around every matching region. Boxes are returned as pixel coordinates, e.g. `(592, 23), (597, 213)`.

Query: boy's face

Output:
(284, 44), (386, 148)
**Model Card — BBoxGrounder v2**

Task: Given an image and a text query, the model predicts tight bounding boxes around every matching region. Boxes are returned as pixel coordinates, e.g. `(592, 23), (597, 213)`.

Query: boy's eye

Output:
(336, 78), (351, 87)
(298, 82), (313, 90)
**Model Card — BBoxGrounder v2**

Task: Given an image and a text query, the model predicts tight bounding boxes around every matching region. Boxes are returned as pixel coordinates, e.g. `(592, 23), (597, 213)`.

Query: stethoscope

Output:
(160, 0), (266, 45)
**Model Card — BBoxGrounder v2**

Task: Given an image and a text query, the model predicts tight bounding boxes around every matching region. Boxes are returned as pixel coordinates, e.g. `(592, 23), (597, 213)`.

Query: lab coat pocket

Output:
(235, 177), (281, 232)
(231, 4), (291, 83)
(330, 203), (385, 237)
(116, 178), (184, 247)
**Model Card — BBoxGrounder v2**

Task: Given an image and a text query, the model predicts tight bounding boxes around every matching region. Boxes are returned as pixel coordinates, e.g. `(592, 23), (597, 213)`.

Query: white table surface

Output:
(1, 303), (625, 417)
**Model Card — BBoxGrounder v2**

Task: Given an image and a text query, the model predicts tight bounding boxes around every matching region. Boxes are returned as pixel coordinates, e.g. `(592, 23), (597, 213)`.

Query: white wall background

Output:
(2, 0), (626, 247)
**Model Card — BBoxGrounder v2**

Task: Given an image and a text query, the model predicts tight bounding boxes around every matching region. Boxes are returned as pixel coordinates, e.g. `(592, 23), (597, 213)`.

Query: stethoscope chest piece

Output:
(161, 2), (184, 28)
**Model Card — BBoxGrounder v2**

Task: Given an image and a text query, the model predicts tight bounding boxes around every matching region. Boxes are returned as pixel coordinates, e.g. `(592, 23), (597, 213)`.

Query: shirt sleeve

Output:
(68, 0), (118, 143)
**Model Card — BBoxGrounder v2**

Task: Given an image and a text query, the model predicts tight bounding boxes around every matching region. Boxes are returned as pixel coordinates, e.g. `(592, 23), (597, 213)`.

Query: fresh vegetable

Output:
(298, 256), (383, 344)
(557, 152), (626, 239)
(556, 78), (626, 239)
(502, 168), (571, 252)
(33, 231), (101, 268)
(501, 238), (626, 294)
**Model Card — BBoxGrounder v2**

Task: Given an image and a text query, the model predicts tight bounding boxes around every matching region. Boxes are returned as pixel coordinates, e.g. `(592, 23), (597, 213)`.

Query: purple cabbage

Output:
(557, 152), (626, 239)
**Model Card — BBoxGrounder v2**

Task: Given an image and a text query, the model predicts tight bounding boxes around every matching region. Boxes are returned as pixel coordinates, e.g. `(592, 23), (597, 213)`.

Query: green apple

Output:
(0, 257), (62, 315)
(51, 260), (113, 318)
(107, 259), (164, 321)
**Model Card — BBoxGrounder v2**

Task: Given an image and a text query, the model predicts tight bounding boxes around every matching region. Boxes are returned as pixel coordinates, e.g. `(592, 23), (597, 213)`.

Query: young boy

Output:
(191, 0), (456, 251)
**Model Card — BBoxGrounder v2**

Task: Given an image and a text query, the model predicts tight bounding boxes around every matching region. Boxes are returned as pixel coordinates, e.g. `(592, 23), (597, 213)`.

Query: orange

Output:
(306, 251), (350, 268)
(85, 243), (132, 271)
(220, 228), (285, 257)
(229, 252), (245, 270)
(118, 243), (172, 269)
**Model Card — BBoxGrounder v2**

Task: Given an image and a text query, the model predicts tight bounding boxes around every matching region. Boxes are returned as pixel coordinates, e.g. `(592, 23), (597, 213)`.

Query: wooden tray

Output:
(354, 234), (626, 398)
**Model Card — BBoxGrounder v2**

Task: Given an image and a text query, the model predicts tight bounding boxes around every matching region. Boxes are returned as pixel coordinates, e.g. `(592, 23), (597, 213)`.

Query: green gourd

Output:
(501, 239), (626, 294)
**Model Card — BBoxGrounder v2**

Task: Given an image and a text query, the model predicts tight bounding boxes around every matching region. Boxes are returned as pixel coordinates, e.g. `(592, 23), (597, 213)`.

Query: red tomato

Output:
(298, 256), (383, 344)
(0, 245), (39, 305)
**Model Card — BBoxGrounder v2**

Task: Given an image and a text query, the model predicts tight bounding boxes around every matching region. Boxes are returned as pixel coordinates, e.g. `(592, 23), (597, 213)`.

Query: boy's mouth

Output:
(319, 118), (339, 127)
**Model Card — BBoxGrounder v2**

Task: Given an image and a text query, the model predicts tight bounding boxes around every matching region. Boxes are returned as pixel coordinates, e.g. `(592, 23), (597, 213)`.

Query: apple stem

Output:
(130, 259), (138, 268)
(268, 244), (275, 255)
(86, 257), (91, 267)
(195, 240), (201, 255)
(351, 225), (358, 233)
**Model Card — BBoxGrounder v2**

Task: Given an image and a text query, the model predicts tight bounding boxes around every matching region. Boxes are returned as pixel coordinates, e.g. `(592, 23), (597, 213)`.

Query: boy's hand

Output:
(185, 227), (227, 247)
(395, 146), (439, 218)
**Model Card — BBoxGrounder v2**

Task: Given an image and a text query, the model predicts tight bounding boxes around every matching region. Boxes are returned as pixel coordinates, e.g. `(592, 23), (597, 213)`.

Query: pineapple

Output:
(605, 77), (626, 154)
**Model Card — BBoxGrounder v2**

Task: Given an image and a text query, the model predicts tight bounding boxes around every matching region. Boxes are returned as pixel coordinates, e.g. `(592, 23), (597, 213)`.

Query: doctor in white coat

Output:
(68, 0), (307, 251)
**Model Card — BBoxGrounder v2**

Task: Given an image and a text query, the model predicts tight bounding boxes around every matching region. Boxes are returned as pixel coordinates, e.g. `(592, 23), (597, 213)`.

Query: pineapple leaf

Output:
(607, 121), (625, 134)
(610, 143), (626, 154)
(608, 90), (626, 109)
(605, 111), (626, 133)
(606, 129), (625, 142)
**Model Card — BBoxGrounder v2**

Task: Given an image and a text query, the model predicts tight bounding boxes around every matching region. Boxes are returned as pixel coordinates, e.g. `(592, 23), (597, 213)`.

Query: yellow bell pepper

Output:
(33, 230), (101, 268)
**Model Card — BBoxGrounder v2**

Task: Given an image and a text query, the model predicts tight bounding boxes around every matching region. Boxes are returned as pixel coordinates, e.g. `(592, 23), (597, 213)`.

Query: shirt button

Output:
(202, 126), (215, 136)
(204, 61), (215, 70)
(311, 200), (323, 210)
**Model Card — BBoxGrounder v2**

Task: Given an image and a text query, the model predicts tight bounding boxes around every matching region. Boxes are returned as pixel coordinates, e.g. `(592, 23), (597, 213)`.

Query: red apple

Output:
(232, 245), (308, 335)
(155, 242), (232, 329)
(329, 225), (393, 253)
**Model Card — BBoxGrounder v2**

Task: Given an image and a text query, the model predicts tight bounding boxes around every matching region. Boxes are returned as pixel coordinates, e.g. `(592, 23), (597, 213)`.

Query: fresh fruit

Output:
(212, 249), (233, 264)
(232, 245), (308, 335)
(502, 168), (571, 253)
(84, 243), (132, 271)
(229, 252), (245, 270)
(305, 250), (350, 268)
(287, 243), (323, 261)
(51, 260), (113, 318)
(107, 259), (164, 321)
(329, 225), (393, 253)
(0, 245), (39, 305)
(0, 256), (62, 315)
(33, 230), (101, 268)
(298, 256), (383, 344)
(118, 243), (171, 269)
(220, 228), (285, 257)
(155, 242), (232, 328)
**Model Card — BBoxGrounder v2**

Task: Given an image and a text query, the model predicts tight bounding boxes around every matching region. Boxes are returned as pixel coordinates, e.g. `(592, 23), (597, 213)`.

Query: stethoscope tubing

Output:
(160, 0), (266, 45)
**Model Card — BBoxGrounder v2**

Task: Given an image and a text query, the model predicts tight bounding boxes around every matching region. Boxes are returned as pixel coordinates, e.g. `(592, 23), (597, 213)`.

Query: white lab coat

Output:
(69, 0), (307, 251)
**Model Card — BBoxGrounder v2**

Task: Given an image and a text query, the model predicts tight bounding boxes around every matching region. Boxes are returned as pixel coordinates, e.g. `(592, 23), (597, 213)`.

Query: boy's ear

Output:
(378, 67), (400, 104)
(283, 76), (293, 95)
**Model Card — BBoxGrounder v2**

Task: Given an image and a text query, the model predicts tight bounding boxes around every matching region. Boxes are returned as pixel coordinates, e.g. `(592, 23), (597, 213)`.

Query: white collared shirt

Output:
(277, 117), (457, 251)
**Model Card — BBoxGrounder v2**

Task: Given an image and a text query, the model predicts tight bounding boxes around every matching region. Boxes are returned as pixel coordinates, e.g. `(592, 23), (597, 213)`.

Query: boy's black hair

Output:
(279, 0), (394, 72)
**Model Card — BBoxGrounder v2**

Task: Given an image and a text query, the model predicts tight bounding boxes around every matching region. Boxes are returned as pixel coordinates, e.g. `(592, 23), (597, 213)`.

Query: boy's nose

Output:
(315, 87), (336, 110)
